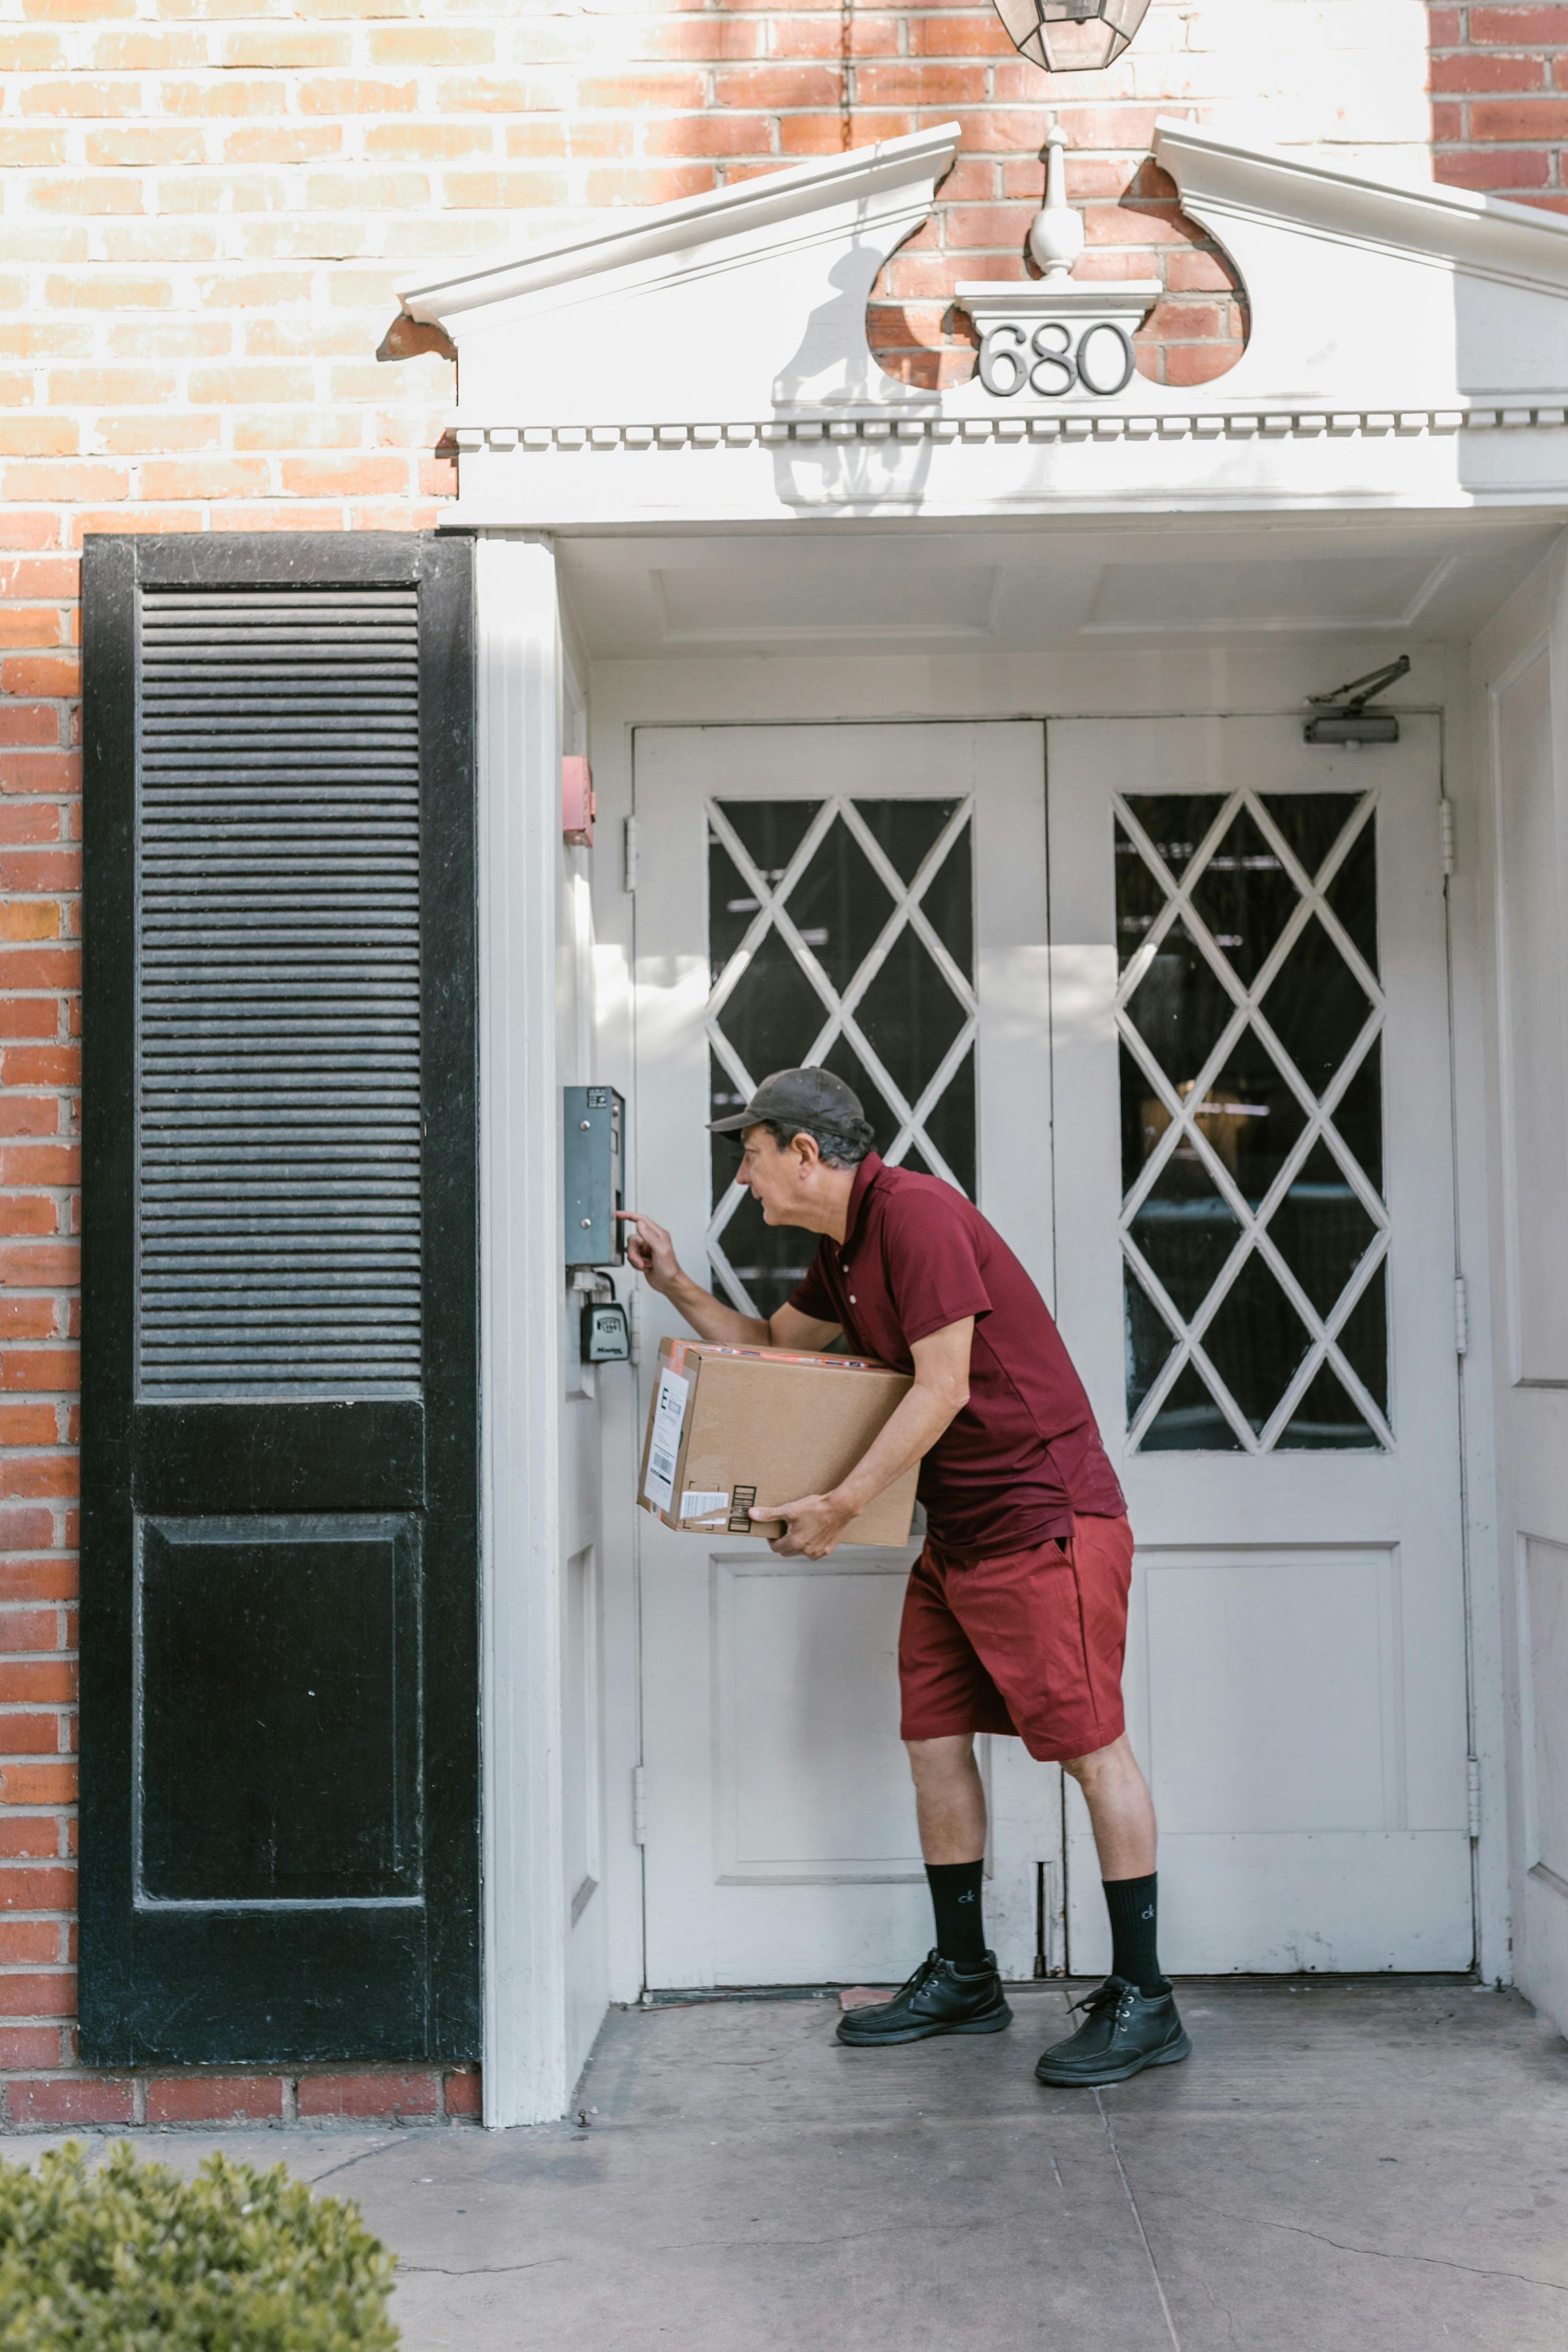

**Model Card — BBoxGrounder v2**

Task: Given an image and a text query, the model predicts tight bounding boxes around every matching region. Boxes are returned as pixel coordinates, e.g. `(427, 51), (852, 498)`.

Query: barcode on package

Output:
(642, 1369), (689, 1513)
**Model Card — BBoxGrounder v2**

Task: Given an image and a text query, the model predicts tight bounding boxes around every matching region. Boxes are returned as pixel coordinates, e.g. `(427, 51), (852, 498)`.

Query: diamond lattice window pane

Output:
(718, 1186), (818, 1323)
(1259, 791), (1360, 882)
(1265, 1139), (1378, 1317)
(817, 1033), (899, 1156)
(1142, 1359), (1241, 1451)
(1260, 913), (1373, 1096)
(1336, 1261), (1388, 1413)
(1129, 1154), (1241, 1318)
(789, 815), (896, 995)
(719, 799), (819, 880)
(1332, 1039), (1384, 1197)
(1200, 1250), (1313, 1434)
(718, 928), (831, 1085)
(1124, 918), (1238, 1088)
(1123, 794), (1225, 879)
(855, 927), (969, 1110)
(1323, 820), (1378, 977)
(1124, 1268), (1177, 1421)
(1121, 1042), (1169, 1194)
(709, 833), (761, 984)
(1198, 1033), (1309, 1207)
(920, 1043), (976, 1196)
(1189, 804), (1299, 986)
(915, 818), (974, 984)
(1114, 819), (1166, 974)
(1277, 1361), (1379, 1450)
(854, 798), (958, 886)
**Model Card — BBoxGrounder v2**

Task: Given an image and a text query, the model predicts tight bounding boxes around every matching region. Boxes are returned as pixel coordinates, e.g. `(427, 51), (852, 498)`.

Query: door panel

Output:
(1050, 716), (1471, 1973)
(634, 723), (1054, 1987)
(80, 532), (480, 2063)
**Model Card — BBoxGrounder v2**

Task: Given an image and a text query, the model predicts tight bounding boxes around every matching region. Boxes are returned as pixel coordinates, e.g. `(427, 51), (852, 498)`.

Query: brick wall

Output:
(0, 0), (1436, 2117)
(1429, 2), (1568, 203)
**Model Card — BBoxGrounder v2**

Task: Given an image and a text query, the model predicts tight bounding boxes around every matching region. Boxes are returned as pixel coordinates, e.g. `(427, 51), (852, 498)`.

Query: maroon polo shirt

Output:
(788, 1153), (1125, 1555)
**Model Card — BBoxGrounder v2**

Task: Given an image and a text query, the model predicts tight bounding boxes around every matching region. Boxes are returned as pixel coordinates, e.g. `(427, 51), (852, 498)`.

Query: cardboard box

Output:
(637, 1337), (918, 1548)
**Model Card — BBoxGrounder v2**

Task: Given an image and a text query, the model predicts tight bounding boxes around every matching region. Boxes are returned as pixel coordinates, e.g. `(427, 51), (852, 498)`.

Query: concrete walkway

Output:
(23, 1978), (1568, 2350)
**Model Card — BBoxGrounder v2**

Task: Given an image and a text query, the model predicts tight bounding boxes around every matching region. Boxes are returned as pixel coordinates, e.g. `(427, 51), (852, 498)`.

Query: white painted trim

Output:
(1153, 116), (1568, 297)
(477, 533), (569, 2128)
(400, 122), (959, 322)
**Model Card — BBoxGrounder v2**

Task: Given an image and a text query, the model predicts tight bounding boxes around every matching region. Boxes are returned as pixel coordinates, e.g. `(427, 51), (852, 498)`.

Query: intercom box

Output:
(636, 1337), (917, 1548)
(564, 1085), (624, 1268)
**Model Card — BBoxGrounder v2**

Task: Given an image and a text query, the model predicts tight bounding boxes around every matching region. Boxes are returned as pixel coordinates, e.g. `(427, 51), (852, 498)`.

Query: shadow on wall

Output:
(869, 151), (1250, 391)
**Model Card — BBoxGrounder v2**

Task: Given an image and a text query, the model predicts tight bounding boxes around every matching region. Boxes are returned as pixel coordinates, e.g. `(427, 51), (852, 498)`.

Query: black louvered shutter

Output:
(80, 533), (479, 2066)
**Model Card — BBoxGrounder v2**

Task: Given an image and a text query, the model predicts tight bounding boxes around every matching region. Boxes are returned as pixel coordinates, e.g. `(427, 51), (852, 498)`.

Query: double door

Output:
(631, 717), (1472, 1988)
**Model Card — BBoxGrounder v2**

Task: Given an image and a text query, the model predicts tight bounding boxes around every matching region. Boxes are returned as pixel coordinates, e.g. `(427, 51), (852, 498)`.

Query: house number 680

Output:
(977, 320), (1137, 400)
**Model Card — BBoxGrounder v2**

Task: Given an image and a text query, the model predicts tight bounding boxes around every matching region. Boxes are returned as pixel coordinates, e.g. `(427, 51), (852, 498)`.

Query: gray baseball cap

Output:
(709, 1066), (871, 1143)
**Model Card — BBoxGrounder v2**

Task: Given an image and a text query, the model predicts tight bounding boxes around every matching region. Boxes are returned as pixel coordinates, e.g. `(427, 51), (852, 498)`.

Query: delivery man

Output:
(619, 1067), (1190, 2087)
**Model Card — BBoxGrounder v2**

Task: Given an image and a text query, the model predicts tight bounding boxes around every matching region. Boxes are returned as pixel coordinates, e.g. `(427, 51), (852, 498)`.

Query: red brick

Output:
(0, 1820), (63, 1859)
(711, 63), (845, 105)
(1467, 4), (1568, 38)
(575, 71), (708, 109)
(908, 13), (1016, 52)
(643, 113), (773, 157)
(582, 166), (715, 203)
(279, 456), (407, 498)
(1428, 6), (1464, 38)
(297, 2069), (441, 2120)
(0, 1147), (78, 1187)
(0, 1865), (73, 1915)
(7, 2075), (128, 2131)
(0, 1607), (65, 1650)
(0, 1665), (74, 1707)
(1430, 49), (1547, 90)
(0, 1714), (67, 1756)
(1164, 340), (1245, 386)
(444, 2068), (481, 2118)
(851, 63), (988, 104)
(0, 1922), (61, 1965)
(0, 1405), (59, 1444)
(1434, 145), (1555, 184)
(0, 1100), (63, 1141)
(297, 78), (419, 114)
(0, 2025), (61, 2066)
(1, 1463), (76, 1504)
(146, 2074), (286, 2125)
(0, 754), (78, 794)
(0, 714), (60, 754)
(0, 1762), (74, 1805)
(1469, 96), (1568, 136)
(0, 1204), (58, 1241)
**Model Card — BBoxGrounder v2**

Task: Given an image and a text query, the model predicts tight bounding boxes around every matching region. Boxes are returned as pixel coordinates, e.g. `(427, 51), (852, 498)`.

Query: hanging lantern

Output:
(992, 0), (1152, 72)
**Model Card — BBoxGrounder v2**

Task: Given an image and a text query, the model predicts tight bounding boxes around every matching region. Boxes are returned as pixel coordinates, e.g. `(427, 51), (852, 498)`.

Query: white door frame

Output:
(474, 526), (1519, 2121)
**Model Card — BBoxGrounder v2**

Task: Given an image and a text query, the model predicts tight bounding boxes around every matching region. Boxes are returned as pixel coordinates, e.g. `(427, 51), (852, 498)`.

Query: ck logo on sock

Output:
(1141, 1906), (1154, 1920)
(958, 1890), (974, 1904)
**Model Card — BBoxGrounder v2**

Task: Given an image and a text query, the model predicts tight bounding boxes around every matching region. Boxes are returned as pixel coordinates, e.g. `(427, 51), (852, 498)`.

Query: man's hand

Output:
(616, 1211), (682, 1295)
(752, 1492), (854, 1559)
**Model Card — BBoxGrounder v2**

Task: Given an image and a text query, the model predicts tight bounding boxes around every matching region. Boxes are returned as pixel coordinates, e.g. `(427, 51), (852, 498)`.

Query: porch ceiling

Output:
(558, 510), (1559, 660)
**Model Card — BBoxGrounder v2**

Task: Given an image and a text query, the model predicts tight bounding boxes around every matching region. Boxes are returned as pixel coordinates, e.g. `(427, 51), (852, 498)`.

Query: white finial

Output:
(1028, 122), (1084, 282)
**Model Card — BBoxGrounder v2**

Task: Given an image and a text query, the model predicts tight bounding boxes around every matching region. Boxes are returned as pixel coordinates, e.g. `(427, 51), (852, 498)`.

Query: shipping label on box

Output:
(637, 1337), (918, 1549)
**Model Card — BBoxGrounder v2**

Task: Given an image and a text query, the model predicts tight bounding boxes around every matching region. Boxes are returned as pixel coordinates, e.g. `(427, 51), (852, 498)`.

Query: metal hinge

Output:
(1467, 1756), (1482, 1841)
(1454, 1275), (1469, 1357)
(623, 814), (639, 893)
(632, 1764), (647, 1846)
(1439, 797), (1456, 877)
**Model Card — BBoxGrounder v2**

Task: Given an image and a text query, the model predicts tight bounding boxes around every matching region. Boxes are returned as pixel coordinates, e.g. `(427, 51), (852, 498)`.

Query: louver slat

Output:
(137, 585), (422, 1397)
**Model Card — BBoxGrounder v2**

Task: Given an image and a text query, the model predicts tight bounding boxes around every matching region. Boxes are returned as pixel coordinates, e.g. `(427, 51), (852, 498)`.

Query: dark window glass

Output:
(1260, 913), (1373, 1097)
(1123, 794), (1225, 880)
(788, 814), (896, 996)
(1129, 1154), (1241, 1321)
(855, 926), (969, 1115)
(1336, 1260), (1389, 1414)
(1266, 1139), (1377, 1318)
(1200, 1250), (1313, 1435)
(1124, 917), (1239, 1088)
(1323, 817), (1378, 978)
(1114, 820), (1166, 975)
(1124, 1270), (1177, 1422)
(1276, 1361), (1378, 1450)
(854, 798), (958, 887)
(1259, 791), (1359, 882)
(1142, 1360), (1241, 1451)
(1189, 803), (1299, 985)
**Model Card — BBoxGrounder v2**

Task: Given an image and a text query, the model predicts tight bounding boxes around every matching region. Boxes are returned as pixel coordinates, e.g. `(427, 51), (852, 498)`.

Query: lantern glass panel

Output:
(991, 0), (1152, 72)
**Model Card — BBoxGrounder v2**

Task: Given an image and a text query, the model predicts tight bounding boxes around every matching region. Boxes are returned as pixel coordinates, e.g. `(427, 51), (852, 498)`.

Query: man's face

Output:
(736, 1125), (810, 1224)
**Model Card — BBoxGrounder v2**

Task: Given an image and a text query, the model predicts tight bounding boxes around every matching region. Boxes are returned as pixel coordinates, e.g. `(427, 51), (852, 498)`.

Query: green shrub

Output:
(0, 2138), (399, 2351)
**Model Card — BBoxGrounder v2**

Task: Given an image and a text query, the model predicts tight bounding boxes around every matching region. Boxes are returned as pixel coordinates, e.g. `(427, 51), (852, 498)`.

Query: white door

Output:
(1049, 715), (1472, 1973)
(632, 722), (1058, 1988)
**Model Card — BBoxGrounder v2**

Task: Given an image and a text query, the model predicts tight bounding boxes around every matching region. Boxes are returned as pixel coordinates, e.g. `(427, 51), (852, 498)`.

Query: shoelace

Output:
(1068, 1978), (1137, 2028)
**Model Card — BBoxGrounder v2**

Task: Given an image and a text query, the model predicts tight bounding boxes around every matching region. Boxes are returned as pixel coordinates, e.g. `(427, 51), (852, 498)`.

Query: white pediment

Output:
(398, 117), (1568, 525)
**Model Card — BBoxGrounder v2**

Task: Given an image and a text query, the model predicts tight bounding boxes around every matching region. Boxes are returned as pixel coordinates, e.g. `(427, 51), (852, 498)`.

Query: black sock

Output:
(1103, 1873), (1163, 1995)
(925, 1860), (987, 1965)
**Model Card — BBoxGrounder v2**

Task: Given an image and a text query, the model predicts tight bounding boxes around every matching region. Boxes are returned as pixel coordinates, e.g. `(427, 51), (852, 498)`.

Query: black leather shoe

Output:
(1033, 1977), (1191, 2086)
(836, 1950), (1012, 2046)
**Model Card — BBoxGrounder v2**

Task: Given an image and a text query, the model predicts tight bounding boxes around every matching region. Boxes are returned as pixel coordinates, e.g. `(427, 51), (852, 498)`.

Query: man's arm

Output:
(754, 1317), (973, 1559)
(618, 1213), (840, 1351)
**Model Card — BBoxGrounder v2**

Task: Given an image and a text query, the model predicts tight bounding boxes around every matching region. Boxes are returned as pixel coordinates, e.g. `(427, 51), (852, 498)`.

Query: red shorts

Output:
(898, 1513), (1134, 1763)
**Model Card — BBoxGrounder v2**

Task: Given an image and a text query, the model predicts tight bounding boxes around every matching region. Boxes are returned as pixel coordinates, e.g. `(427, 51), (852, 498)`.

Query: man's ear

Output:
(791, 1130), (820, 1173)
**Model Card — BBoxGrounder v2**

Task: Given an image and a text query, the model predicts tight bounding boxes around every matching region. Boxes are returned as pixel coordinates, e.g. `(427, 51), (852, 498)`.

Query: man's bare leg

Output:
(1062, 1732), (1156, 1879)
(905, 1734), (987, 1864)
